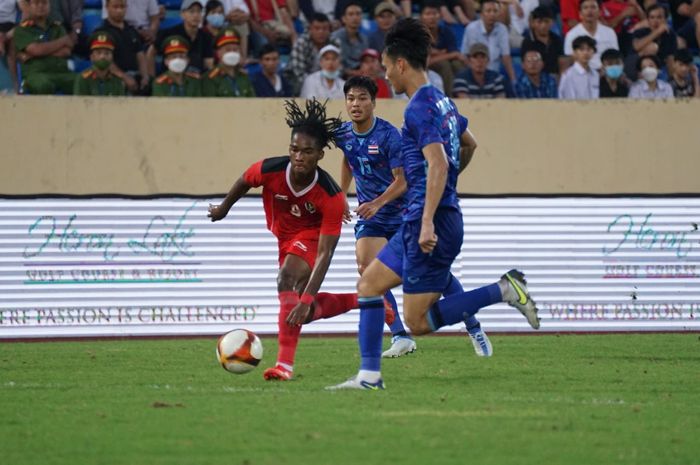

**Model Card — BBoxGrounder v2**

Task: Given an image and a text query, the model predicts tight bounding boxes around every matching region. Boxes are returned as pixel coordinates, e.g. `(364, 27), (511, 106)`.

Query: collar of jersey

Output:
(352, 117), (377, 138)
(286, 162), (319, 198)
(408, 83), (433, 105)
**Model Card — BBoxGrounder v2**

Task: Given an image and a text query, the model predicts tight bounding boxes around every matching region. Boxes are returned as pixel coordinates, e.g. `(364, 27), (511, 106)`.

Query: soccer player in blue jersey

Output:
(337, 75), (494, 358)
(328, 18), (540, 391)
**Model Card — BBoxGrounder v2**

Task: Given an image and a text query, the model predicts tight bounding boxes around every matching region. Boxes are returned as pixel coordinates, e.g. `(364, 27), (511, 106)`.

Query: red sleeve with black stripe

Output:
(242, 160), (265, 187)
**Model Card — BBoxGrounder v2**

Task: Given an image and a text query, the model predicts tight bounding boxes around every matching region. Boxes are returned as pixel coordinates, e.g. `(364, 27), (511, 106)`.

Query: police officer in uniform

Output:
(201, 27), (254, 97)
(151, 35), (202, 97)
(73, 32), (126, 96)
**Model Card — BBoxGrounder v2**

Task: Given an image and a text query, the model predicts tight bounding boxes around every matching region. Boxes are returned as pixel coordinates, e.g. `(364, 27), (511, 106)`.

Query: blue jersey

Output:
(401, 84), (468, 221)
(337, 117), (404, 226)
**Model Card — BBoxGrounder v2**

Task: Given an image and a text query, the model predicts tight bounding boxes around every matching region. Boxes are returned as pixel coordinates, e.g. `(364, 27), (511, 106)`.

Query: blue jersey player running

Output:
(337, 75), (493, 358)
(328, 19), (540, 391)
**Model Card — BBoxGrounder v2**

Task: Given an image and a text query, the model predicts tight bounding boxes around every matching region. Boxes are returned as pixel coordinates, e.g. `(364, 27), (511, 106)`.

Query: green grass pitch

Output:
(1, 334), (699, 465)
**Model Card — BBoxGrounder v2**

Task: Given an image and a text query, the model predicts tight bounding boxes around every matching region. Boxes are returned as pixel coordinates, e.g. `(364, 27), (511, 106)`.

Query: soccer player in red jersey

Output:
(208, 99), (367, 381)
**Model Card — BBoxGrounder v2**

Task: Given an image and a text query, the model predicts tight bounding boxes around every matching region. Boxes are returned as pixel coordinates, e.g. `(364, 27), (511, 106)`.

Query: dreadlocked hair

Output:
(284, 98), (344, 149)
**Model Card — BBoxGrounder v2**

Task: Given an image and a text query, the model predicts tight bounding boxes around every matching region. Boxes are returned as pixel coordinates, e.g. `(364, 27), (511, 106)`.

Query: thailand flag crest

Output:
(367, 144), (380, 155)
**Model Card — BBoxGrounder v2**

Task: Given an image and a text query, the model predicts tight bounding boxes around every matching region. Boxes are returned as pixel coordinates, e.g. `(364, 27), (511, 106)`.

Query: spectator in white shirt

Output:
(220, 0), (249, 62)
(564, 0), (618, 69)
(628, 54), (675, 99)
(300, 43), (346, 99)
(559, 35), (599, 99)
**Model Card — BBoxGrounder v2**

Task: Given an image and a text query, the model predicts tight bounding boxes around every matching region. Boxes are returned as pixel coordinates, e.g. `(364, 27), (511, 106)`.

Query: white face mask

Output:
(222, 51), (241, 67)
(167, 57), (188, 74)
(641, 66), (658, 83)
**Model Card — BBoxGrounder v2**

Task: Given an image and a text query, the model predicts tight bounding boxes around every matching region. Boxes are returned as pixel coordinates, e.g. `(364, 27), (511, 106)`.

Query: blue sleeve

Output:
(458, 113), (468, 135)
(387, 127), (403, 169)
(407, 101), (444, 150)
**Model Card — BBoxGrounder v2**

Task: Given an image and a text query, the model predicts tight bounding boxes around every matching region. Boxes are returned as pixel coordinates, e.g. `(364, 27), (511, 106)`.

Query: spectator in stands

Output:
(0, 0), (16, 58)
(331, 1), (368, 77)
(250, 42), (293, 96)
(300, 43), (345, 99)
(43, 0), (82, 38)
(219, 0), (250, 63)
(675, 0), (700, 52)
(453, 43), (506, 98)
(297, 0), (336, 23)
(99, 0), (149, 94)
(204, 1), (226, 39)
(284, 13), (338, 94)
(202, 27), (254, 96)
(101, 0), (159, 46)
(152, 35), (202, 96)
(460, 0), (516, 83)
(560, 0), (581, 34)
(368, 1), (399, 53)
(74, 31), (126, 95)
(599, 47), (629, 97)
(421, 0), (466, 97)
(521, 6), (566, 77)
(358, 48), (392, 97)
(629, 4), (677, 73)
(515, 49), (558, 97)
(600, 0), (645, 54)
(564, 0), (619, 69)
(13, 0), (77, 94)
(151, 0), (214, 75)
(629, 53), (674, 98)
(559, 35), (599, 99)
(669, 48), (700, 97)
(333, 0), (378, 23)
(247, 0), (297, 52)
(440, 0), (473, 25)
(498, 0), (539, 49)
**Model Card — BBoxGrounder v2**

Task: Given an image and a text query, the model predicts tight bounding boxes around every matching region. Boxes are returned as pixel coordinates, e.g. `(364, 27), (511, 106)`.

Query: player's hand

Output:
(418, 220), (438, 253)
(355, 201), (380, 220)
(286, 302), (312, 326)
(207, 204), (227, 222)
(343, 198), (352, 223)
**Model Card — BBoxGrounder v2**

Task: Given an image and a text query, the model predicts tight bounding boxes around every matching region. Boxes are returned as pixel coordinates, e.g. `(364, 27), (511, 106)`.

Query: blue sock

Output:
(384, 290), (407, 337)
(427, 283), (502, 332)
(442, 274), (480, 330)
(358, 296), (385, 372)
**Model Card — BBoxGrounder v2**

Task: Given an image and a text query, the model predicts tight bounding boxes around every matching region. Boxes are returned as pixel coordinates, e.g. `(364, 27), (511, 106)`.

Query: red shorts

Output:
(278, 235), (319, 269)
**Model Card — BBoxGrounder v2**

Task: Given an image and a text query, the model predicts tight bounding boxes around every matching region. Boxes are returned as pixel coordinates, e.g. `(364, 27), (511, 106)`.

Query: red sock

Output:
(277, 291), (302, 369)
(311, 292), (359, 321)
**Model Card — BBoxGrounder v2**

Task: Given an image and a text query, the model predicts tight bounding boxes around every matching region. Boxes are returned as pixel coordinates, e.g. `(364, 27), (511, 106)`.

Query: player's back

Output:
(400, 84), (467, 221)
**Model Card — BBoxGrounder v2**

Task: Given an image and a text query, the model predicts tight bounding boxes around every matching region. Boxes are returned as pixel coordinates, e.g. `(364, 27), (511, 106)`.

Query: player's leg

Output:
(443, 273), (493, 357)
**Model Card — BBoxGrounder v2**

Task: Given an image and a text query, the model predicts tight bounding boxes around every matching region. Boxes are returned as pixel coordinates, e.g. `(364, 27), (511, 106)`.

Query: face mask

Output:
(206, 13), (225, 28)
(93, 59), (111, 71)
(641, 66), (658, 82)
(167, 57), (188, 74)
(221, 51), (241, 67)
(321, 69), (340, 80)
(604, 64), (623, 79)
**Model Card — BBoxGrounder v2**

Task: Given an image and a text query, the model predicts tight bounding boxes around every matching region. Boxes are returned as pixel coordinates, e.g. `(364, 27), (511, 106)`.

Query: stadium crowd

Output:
(0, 0), (698, 97)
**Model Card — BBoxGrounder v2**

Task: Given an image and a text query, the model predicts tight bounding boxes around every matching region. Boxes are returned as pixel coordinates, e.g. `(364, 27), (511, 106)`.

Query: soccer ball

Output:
(216, 329), (263, 374)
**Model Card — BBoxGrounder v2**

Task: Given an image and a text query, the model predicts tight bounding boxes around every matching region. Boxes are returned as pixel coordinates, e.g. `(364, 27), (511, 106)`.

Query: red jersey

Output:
(243, 156), (346, 242)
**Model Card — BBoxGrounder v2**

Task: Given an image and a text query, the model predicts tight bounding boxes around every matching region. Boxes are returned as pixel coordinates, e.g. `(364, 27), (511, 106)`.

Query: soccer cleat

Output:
(467, 325), (493, 357)
(325, 376), (386, 391)
(502, 269), (540, 330)
(383, 298), (395, 326)
(262, 365), (293, 381)
(381, 335), (417, 358)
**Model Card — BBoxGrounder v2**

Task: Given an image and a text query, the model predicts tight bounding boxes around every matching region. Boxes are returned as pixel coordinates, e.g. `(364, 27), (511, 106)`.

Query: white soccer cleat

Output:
(325, 376), (385, 391)
(502, 269), (540, 329)
(381, 336), (417, 358)
(467, 325), (493, 357)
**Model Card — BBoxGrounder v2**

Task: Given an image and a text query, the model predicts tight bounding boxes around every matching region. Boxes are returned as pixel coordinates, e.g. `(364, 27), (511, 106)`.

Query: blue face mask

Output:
(604, 64), (623, 79)
(321, 69), (340, 80)
(206, 13), (225, 28)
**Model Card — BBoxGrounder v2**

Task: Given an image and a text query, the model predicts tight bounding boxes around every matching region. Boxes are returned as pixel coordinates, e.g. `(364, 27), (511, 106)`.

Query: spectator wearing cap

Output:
(149, 0), (214, 76)
(559, 35), (599, 99)
(669, 49), (700, 98)
(599, 48), (629, 97)
(421, 0), (467, 96)
(300, 43), (345, 99)
(514, 49), (557, 98)
(629, 4), (677, 73)
(74, 31), (125, 95)
(520, 6), (565, 77)
(453, 43), (506, 98)
(564, 0), (619, 70)
(250, 43), (293, 96)
(331, 1), (369, 78)
(152, 35), (202, 96)
(628, 54), (674, 99)
(13, 0), (77, 94)
(284, 13), (340, 94)
(358, 48), (392, 98)
(98, 0), (149, 94)
(202, 27), (254, 96)
(368, 1), (399, 53)
(460, 0), (516, 83)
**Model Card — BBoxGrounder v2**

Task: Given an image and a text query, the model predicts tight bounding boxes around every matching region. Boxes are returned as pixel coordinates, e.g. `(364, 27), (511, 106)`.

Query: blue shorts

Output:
(378, 207), (463, 294)
(354, 221), (401, 240)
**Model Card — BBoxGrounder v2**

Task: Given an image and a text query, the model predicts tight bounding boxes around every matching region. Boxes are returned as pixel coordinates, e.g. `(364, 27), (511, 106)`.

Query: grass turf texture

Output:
(1, 334), (698, 465)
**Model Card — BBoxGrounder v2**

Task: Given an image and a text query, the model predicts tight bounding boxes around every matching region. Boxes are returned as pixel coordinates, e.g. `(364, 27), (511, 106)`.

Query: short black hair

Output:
(600, 48), (622, 62)
(205, 0), (223, 15)
(637, 54), (661, 71)
(309, 12), (330, 24)
(343, 75), (378, 100)
(530, 5), (553, 19)
(578, 0), (599, 11)
(284, 99), (344, 150)
(572, 35), (597, 52)
(420, 0), (443, 12)
(384, 18), (431, 70)
(481, 0), (500, 7)
(259, 43), (278, 58)
(342, 0), (363, 16)
(645, 3), (666, 15)
(673, 48), (693, 64)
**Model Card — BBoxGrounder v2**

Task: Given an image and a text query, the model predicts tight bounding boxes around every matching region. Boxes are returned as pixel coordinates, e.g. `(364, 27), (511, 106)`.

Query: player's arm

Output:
(419, 143), (449, 253)
(340, 158), (353, 223)
(207, 176), (252, 221)
(458, 128), (477, 174)
(355, 167), (407, 220)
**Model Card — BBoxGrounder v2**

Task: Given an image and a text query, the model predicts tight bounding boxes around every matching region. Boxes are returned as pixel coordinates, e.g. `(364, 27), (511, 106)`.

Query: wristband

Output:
(300, 293), (314, 305)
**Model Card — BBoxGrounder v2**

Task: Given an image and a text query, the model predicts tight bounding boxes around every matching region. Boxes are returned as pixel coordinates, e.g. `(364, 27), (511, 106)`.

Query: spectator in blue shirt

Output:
(250, 43), (293, 97)
(515, 49), (558, 98)
(421, 0), (467, 96)
(453, 43), (506, 98)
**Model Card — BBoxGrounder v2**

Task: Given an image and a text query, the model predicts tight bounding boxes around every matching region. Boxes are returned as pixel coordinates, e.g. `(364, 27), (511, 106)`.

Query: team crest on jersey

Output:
(275, 194), (288, 200)
(345, 144), (352, 151)
(290, 204), (301, 217)
(304, 201), (316, 214)
(368, 144), (379, 155)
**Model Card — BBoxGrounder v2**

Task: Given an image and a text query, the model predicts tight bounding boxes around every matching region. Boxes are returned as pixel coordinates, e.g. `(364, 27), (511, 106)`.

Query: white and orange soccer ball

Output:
(216, 329), (263, 374)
